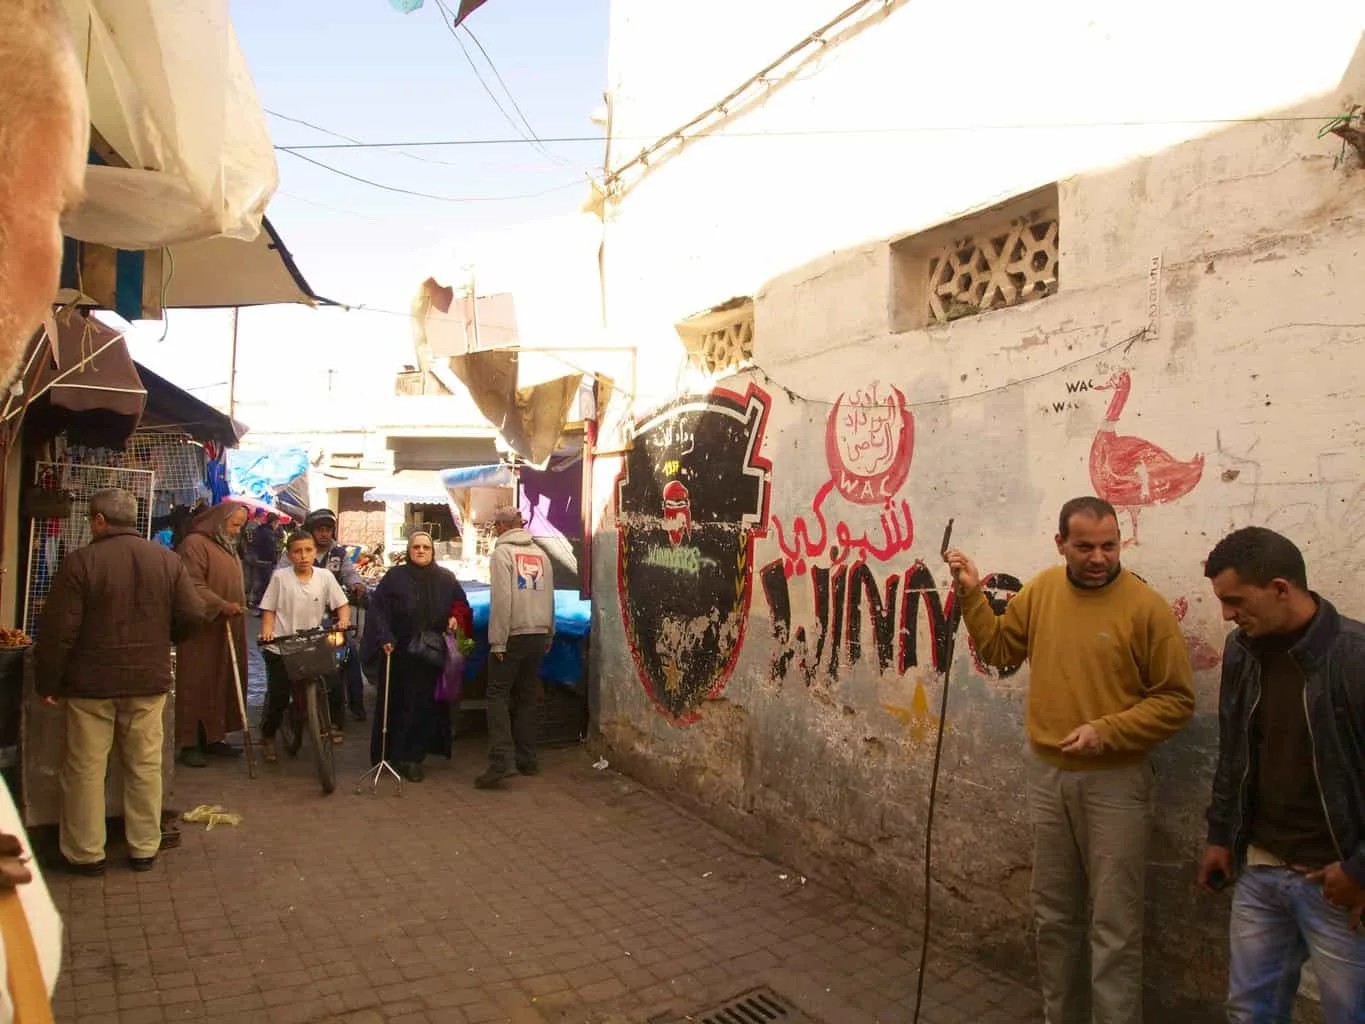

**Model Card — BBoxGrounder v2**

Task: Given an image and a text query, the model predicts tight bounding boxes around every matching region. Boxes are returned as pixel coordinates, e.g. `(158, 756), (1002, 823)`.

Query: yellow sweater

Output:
(960, 566), (1195, 770)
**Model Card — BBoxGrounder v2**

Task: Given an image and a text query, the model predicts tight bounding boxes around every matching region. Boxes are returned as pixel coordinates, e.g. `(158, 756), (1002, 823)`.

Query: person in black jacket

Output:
(1198, 526), (1364, 1023)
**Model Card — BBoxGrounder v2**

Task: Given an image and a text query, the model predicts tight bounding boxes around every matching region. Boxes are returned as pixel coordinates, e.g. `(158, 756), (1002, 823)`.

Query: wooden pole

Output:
(227, 308), (240, 421)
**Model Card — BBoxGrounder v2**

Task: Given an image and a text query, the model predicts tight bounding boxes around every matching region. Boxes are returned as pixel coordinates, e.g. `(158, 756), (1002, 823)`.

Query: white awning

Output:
(362, 471), (452, 506)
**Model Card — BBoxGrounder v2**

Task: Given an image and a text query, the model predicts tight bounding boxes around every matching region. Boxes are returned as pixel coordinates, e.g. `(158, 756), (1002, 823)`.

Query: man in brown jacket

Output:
(35, 488), (206, 875)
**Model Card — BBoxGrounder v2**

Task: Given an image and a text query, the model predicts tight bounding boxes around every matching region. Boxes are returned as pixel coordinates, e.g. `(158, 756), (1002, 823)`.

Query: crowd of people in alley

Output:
(35, 493), (555, 860)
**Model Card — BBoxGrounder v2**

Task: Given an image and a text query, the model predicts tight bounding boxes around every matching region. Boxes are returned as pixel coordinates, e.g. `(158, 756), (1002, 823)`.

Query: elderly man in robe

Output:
(175, 502), (250, 768)
(0, 0), (90, 1014)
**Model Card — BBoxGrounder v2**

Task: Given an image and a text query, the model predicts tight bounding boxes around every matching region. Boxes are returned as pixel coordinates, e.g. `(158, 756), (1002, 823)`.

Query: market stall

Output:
(3, 311), (240, 826)
(453, 583), (592, 746)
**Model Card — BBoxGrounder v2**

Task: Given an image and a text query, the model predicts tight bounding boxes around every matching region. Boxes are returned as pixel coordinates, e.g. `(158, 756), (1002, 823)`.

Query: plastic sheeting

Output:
(60, 0), (277, 250)
(226, 447), (309, 508)
(439, 464), (516, 490)
(461, 586), (590, 689)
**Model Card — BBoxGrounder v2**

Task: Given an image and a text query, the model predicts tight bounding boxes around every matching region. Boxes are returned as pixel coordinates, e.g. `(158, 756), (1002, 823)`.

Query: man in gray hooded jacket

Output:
(477, 506), (555, 788)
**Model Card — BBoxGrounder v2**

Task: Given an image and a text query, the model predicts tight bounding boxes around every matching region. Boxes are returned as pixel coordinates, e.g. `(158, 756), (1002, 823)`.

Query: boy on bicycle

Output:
(258, 531), (351, 763)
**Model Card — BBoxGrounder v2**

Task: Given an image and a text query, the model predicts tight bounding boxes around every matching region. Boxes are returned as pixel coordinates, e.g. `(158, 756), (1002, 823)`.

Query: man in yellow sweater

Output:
(945, 495), (1195, 1024)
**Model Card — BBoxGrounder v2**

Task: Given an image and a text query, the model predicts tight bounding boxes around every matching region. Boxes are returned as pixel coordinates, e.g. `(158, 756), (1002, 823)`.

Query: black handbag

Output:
(406, 630), (446, 669)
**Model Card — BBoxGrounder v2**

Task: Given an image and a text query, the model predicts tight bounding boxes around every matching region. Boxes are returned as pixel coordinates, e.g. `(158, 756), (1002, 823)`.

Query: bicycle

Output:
(257, 626), (352, 795)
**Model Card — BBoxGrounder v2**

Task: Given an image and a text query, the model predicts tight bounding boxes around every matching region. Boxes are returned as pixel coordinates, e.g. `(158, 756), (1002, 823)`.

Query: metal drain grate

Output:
(660, 986), (822, 1024)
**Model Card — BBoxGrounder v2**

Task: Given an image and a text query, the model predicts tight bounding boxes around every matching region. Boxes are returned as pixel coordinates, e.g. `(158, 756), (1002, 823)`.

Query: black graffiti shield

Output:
(616, 387), (771, 722)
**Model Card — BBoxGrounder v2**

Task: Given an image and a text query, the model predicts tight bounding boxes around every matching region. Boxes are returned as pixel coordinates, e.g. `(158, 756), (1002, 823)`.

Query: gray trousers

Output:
(1024, 745), (1155, 1024)
(486, 633), (545, 770)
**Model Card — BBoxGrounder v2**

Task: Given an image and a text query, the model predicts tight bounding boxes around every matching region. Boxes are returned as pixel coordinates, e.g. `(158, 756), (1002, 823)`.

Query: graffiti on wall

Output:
(763, 380), (1025, 691)
(761, 558), (1024, 686)
(616, 384), (772, 724)
(1089, 369), (1204, 545)
(772, 382), (916, 575)
(1173, 596), (1222, 671)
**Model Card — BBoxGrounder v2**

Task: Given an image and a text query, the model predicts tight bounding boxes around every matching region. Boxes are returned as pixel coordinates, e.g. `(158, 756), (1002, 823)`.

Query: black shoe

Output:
(475, 767), (512, 789)
(58, 857), (106, 878)
(516, 762), (540, 776)
(129, 856), (156, 873)
(349, 705), (367, 722)
(178, 747), (207, 769)
(203, 741), (241, 758)
(402, 762), (425, 783)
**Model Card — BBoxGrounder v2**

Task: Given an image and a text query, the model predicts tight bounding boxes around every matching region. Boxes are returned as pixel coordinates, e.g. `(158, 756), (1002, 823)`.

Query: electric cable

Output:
(431, 0), (570, 168)
(459, 21), (573, 168)
(276, 148), (589, 203)
(271, 113), (1350, 153)
(912, 516), (958, 1024)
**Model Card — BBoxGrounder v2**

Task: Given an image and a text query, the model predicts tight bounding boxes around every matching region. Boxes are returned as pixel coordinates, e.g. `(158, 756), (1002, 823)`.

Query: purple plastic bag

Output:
(434, 633), (465, 703)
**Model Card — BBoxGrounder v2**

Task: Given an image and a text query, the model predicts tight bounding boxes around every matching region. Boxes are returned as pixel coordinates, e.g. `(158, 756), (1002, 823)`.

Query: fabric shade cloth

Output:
(59, 0), (277, 250)
(454, 0), (491, 24)
(411, 278), (582, 468)
(18, 311), (146, 448)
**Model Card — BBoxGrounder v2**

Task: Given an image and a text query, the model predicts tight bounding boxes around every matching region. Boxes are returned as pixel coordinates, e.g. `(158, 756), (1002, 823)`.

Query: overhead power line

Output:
(271, 113), (1348, 153)
(431, 0), (571, 168)
(276, 148), (590, 203)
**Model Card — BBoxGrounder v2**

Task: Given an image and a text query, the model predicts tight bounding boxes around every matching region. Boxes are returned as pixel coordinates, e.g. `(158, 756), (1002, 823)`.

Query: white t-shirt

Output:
(259, 568), (348, 649)
(0, 785), (61, 1020)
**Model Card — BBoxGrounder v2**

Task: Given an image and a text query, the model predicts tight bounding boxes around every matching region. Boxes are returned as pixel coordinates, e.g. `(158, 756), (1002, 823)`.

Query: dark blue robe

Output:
(361, 563), (468, 765)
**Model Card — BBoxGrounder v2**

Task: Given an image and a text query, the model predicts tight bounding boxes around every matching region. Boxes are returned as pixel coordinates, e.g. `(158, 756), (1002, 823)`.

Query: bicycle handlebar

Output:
(257, 625), (356, 646)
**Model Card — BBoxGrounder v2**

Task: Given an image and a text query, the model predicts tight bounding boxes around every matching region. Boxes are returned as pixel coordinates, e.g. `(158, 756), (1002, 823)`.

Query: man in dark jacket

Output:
(1198, 526), (1364, 1022)
(35, 488), (207, 876)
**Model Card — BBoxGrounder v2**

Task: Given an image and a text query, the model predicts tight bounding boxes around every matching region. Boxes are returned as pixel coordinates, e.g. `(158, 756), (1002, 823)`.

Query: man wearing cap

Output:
(282, 509), (369, 720)
(477, 506), (556, 789)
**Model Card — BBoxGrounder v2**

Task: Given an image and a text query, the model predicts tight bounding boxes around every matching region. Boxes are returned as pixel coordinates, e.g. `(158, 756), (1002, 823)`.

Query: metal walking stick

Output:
(225, 620), (256, 779)
(355, 649), (402, 795)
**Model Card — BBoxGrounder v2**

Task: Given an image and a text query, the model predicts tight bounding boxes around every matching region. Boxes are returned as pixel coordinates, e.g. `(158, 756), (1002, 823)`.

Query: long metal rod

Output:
(354, 651), (402, 795)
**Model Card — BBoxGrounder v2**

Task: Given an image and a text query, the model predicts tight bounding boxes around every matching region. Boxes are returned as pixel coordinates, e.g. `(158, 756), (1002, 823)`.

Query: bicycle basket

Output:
(276, 634), (336, 682)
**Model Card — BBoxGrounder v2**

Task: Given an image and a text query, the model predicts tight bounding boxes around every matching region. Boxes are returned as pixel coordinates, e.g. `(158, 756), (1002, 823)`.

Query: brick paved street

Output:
(43, 649), (1040, 1023)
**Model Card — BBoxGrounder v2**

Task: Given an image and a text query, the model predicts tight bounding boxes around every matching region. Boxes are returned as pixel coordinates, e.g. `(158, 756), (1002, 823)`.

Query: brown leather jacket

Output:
(35, 528), (208, 699)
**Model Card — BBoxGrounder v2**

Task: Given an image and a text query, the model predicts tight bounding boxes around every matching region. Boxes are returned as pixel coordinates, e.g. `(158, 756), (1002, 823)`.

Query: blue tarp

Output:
(460, 586), (591, 688)
(227, 447), (310, 506)
(440, 464), (515, 489)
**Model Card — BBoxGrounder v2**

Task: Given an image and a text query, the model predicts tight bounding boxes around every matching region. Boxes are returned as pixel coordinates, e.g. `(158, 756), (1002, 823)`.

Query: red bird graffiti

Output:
(1089, 370), (1204, 546)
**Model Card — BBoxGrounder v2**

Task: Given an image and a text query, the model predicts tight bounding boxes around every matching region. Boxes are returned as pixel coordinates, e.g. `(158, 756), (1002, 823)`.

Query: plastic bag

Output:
(435, 633), (466, 702)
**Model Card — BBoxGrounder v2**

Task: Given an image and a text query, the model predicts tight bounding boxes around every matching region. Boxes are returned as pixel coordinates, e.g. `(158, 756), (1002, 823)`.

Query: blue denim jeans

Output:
(1229, 865), (1365, 1023)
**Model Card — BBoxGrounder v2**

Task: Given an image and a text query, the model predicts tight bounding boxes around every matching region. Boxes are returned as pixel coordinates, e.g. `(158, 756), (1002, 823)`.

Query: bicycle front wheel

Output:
(305, 681), (337, 795)
(281, 697), (304, 757)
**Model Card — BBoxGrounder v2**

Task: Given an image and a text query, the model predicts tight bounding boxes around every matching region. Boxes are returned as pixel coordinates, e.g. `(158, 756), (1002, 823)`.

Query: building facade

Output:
(589, 0), (1365, 1013)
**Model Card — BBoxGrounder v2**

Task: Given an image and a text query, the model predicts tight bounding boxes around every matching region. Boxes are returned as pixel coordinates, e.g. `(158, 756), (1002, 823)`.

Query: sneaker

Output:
(129, 856), (156, 873)
(58, 857), (105, 878)
(474, 766), (512, 789)
(178, 747), (207, 769)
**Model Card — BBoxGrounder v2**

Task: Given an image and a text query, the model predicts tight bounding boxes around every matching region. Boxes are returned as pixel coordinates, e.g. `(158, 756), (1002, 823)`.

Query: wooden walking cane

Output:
(0, 890), (54, 1023)
(225, 621), (255, 779)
